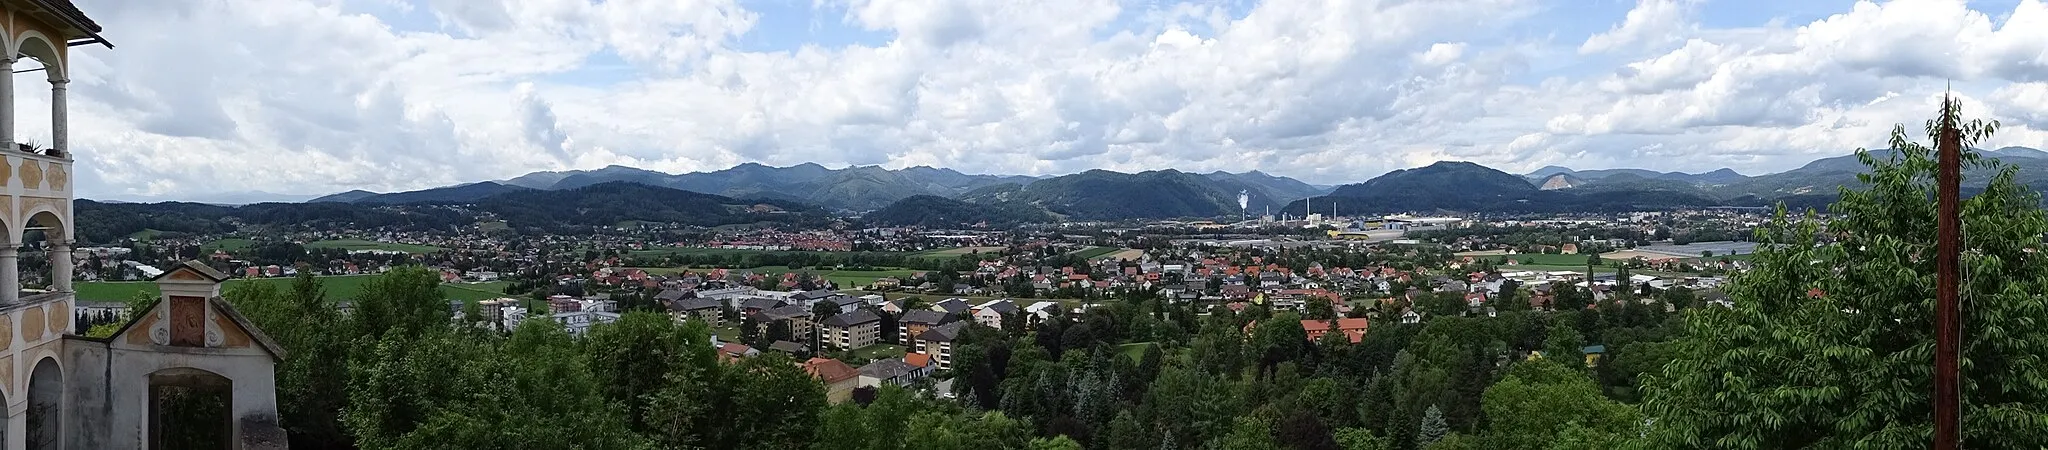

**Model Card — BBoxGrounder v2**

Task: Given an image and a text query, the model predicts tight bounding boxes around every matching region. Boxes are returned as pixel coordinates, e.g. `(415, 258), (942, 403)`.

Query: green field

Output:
(75, 276), (511, 303)
(128, 229), (165, 241)
(1069, 246), (1120, 259)
(202, 238), (256, 253)
(1487, 253), (1600, 265)
(846, 344), (906, 362)
(306, 239), (446, 254)
(1501, 264), (1619, 274)
(907, 246), (1007, 259)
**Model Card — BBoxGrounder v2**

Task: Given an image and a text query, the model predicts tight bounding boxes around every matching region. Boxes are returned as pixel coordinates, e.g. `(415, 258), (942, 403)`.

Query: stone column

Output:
(0, 246), (17, 303)
(50, 79), (65, 157)
(49, 240), (70, 292)
(0, 57), (13, 153)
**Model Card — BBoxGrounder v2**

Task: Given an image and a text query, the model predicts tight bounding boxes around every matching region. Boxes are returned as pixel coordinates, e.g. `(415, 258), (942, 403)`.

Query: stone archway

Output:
(26, 357), (60, 450)
(148, 367), (233, 450)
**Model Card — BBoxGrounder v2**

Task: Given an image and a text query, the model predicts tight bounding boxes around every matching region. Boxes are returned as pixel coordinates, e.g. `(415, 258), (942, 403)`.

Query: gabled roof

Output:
(904, 352), (933, 368)
(152, 260), (230, 282)
(768, 340), (809, 354)
(759, 305), (811, 321)
(932, 298), (970, 314)
(804, 358), (859, 384)
(976, 299), (1018, 314)
(859, 358), (918, 380)
(739, 297), (784, 310)
(107, 295), (288, 361)
(669, 298), (719, 312)
(821, 310), (880, 328)
(655, 289), (690, 302)
(921, 321), (968, 342)
(900, 310), (951, 325)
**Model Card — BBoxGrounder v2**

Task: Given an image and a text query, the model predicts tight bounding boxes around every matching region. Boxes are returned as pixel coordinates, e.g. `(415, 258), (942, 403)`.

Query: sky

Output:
(37, 0), (2048, 202)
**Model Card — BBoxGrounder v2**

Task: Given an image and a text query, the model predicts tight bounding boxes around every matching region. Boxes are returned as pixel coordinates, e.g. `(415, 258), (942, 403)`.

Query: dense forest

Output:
(73, 182), (834, 244)
(865, 195), (1055, 228)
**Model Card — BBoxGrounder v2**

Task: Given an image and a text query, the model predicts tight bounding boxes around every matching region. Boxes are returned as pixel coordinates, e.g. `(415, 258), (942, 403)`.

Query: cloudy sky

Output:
(37, 0), (2048, 201)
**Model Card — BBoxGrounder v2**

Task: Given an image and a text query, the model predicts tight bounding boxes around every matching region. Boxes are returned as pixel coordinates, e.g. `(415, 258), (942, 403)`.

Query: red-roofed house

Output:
(804, 357), (861, 404)
(1302, 318), (1371, 343)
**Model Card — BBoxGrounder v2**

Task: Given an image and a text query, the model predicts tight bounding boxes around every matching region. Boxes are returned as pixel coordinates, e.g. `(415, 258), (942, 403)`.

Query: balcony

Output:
(0, 151), (71, 198)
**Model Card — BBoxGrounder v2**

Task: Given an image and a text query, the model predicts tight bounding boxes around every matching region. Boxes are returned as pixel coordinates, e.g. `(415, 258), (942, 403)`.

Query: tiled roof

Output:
(804, 358), (859, 383)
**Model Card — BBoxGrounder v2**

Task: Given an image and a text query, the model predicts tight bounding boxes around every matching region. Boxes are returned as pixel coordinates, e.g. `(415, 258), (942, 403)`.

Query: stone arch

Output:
(26, 356), (61, 450)
(148, 367), (234, 450)
(12, 31), (64, 82)
(21, 208), (64, 244)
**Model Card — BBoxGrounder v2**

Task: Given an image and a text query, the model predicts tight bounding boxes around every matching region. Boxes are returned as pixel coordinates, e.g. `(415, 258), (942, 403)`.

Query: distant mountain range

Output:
(309, 163), (1331, 218)
(76, 146), (2048, 240)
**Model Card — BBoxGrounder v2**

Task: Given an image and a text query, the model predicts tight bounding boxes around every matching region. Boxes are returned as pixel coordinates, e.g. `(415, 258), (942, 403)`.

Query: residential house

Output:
(654, 288), (690, 305)
(1400, 309), (1423, 324)
(755, 305), (815, 342)
(899, 310), (954, 344)
(1023, 301), (1060, 326)
(857, 357), (931, 388)
(1301, 318), (1371, 343)
(913, 322), (968, 371)
(804, 358), (861, 404)
(551, 310), (621, 337)
(820, 310), (883, 350)
(717, 342), (760, 362)
(738, 297), (785, 315)
(1581, 345), (1606, 367)
(972, 299), (1018, 329)
(826, 296), (866, 315)
(668, 298), (722, 325)
(932, 298), (971, 315)
(793, 289), (841, 308)
(768, 340), (811, 358)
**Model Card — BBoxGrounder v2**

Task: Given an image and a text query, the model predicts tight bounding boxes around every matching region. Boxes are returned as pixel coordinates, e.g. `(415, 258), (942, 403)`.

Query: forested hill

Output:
(862, 195), (1052, 228)
(74, 182), (832, 243)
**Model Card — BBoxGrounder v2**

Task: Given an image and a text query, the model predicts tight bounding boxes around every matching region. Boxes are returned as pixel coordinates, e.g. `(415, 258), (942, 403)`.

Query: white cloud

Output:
(47, 0), (2048, 201)
(1580, 0), (1697, 55)
(1418, 42), (1465, 66)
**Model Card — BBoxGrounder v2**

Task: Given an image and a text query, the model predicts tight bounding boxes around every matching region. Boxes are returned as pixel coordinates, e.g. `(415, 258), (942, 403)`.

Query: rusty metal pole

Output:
(1934, 95), (1962, 450)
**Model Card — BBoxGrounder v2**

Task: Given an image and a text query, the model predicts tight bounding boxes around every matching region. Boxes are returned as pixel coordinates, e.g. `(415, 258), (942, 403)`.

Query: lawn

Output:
(1501, 264), (1618, 274)
(1069, 246), (1121, 260)
(847, 344), (906, 362)
(306, 239), (446, 254)
(76, 276), (513, 303)
(202, 238), (256, 253)
(128, 229), (164, 241)
(1493, 253), (1599, 266)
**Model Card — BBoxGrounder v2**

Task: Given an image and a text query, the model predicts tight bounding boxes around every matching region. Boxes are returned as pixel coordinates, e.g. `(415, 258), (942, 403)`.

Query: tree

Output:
(1480, 359), (1636, 449)
(1415, 405), (1448, 449)
(226, 270), (353, 449)
(584, 312), (693, 436)
(1214, 416), (1281, 450)
(1542, 321), (1586, 372)
(1027, 436), (1083, 450)
(1333, 428), (1389, 450)
(1641, 99), (2048, 447)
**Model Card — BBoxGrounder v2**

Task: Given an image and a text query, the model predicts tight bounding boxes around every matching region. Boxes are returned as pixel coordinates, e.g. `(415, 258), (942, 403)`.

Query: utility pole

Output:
(1934, 93), (1962, 450)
